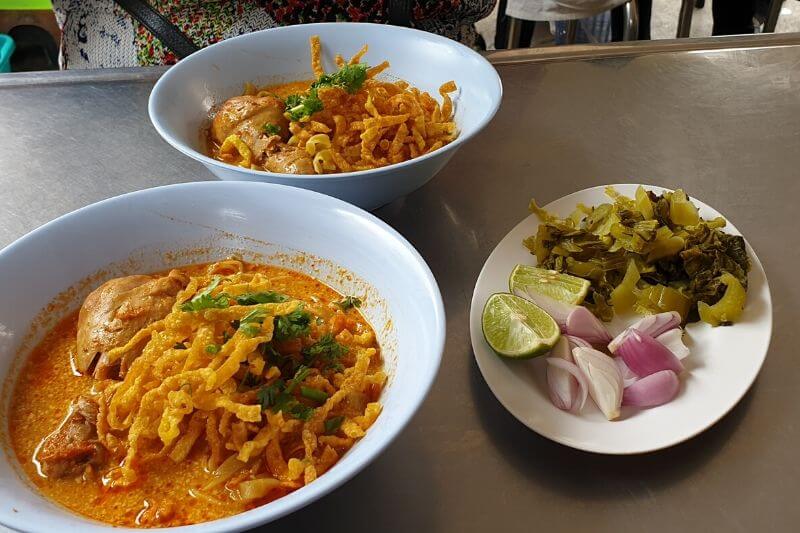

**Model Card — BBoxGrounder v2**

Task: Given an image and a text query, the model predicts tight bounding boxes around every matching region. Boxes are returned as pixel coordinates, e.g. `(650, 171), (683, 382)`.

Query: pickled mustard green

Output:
(698, 272), (746, 326)
(635, 284), (692, 321)
(668, 189), (700, 226)
(610, 260), (640, 313)
(525, 186), (750, 324)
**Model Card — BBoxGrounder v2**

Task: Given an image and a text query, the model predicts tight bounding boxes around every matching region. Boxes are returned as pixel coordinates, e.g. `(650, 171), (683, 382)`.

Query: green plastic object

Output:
(0, 35), (15, 73)
(0, 1), (53, 9)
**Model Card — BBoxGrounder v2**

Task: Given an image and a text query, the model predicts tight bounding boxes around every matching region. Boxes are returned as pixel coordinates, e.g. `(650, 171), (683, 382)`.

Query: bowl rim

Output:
(148, 22), (503, 182)
(0, 181), (446, 532)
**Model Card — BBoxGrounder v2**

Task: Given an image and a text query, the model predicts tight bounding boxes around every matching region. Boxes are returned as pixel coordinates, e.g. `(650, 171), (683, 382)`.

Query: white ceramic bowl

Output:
(148, 22), (502, 210)
(0, 181), (445, 532)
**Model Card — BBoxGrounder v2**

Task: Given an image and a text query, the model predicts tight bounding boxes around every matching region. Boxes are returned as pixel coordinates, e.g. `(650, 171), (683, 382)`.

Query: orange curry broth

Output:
(264, 80), (313, 100)
(9, 262), (382, 527)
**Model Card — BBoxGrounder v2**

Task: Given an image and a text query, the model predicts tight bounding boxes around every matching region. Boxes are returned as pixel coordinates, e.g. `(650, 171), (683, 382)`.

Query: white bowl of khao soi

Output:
(148, 22), (502, 210)
(0, 181), (444, 531)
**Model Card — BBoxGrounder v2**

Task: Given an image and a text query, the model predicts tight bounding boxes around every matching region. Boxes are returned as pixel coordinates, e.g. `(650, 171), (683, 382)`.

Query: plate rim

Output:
(469, 183), (773, 455)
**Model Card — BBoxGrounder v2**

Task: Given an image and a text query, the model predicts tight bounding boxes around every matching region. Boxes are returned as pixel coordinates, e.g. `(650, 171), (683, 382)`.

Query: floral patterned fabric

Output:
(131, 1), (273, 65)
(53, 0), (495, 69)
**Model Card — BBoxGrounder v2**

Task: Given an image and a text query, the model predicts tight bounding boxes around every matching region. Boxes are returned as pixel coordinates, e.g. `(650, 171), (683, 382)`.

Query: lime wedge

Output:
(509, 265), (590, 305)
(482, 293), (561, 359)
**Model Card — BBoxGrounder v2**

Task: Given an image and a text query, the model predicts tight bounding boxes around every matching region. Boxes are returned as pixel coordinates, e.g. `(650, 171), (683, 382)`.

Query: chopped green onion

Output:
(255, 369), (316, 421)
(300, 386), (329, 403)
(324, 416), (345, 435)
(285, 365), (312, 393)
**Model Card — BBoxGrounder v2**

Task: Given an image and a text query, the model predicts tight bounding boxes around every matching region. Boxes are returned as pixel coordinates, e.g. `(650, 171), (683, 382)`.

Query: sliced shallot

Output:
(572, 347), (623, 421)
(608, 311), (682, 353)
(565, 306), (612, 345)
(544, 336), (574, 410)
(566, 334), (592, 350)
(622, 370), (680, 407)
(616, 328), (684, 377)
(614, 357), (639, 388)
(655, 328), (690, 360)
(546, 357), (588, 413)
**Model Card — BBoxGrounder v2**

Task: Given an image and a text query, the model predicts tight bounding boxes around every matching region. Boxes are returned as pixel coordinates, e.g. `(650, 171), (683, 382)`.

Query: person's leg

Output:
(519, 20), (535, 47)
(494, 0), (509, 49)
(712, 0), (757, 35)
(610, 3), (625, 41)
(638, 0), (652, 40)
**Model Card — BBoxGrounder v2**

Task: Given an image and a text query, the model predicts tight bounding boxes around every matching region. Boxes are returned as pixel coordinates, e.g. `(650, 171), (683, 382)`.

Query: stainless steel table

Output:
(2, 34), (800, 533)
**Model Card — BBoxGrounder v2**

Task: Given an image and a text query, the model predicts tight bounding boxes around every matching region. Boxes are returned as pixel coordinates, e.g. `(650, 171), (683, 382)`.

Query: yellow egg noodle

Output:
(223, 36), (458, 173)
(93, 261), (385, 494)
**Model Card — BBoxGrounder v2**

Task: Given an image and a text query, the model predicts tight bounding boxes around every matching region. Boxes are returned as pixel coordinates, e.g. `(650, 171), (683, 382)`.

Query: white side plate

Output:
(469, 184), (772, 454)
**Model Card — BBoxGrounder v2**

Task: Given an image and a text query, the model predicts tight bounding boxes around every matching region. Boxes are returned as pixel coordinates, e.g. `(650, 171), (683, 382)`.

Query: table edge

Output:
(1, 33), (799, 87)
(485, 32), (800, 65)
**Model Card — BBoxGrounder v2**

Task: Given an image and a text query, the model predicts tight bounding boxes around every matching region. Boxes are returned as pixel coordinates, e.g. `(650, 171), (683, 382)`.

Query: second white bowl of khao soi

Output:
(148, 22), (503, 209)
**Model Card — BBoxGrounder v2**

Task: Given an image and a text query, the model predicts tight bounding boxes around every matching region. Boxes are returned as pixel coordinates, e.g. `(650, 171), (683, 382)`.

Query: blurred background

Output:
(477, 0), (799, 48)
(1, 0), (798, 72)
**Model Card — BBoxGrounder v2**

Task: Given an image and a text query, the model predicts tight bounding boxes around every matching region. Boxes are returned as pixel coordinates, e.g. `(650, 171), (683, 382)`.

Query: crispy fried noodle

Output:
(92, 263), (385, 494)
(209, 35), (458, 174)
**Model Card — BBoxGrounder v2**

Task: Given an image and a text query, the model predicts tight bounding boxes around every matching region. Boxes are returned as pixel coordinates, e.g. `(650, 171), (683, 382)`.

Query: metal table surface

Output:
(2, 34), (800, 533)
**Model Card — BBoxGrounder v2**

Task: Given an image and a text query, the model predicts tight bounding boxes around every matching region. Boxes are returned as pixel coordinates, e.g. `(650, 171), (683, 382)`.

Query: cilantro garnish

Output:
(283, 63), (368, 121)
(262, 122), (281, 135)
(285, 365), (312, 393)
(303, 334), (348, 370)
(180, 277), (229, 312)
(257, 380), (284, 410)
(239, 323), (261, 337)
(239, 371), (262, 390)
(238, 308), (268, 337)
(311, 63), (369, 94)
(260, 342), (285, 365)
(235, 292), (288, 305)
(274, 308), (312, 340)
(284, 402), (315, 421)
(284, 91), (324, 121)
(335, 296), (362, 311)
